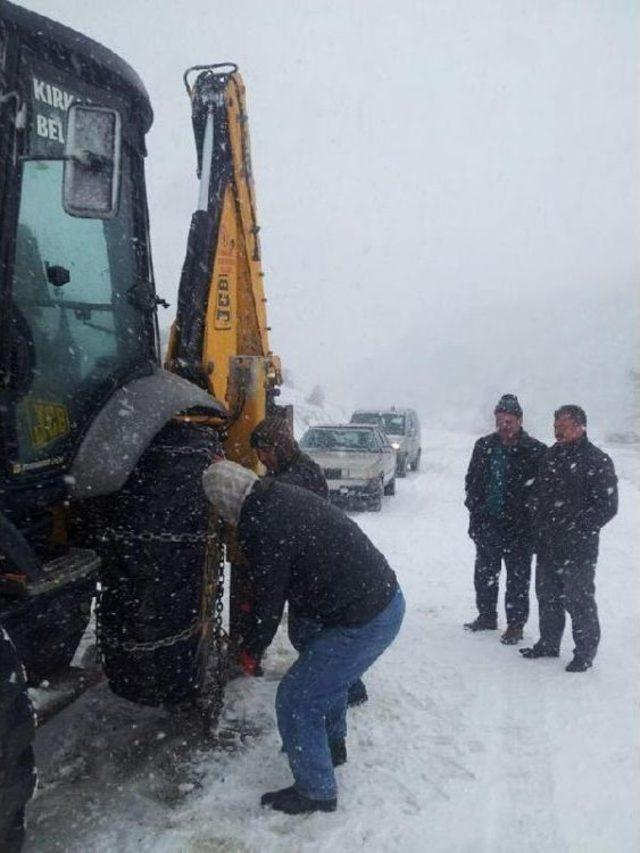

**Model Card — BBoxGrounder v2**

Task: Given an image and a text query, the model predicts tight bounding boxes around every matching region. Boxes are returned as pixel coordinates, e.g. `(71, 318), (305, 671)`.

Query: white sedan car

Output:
(300, 424), (397, 511)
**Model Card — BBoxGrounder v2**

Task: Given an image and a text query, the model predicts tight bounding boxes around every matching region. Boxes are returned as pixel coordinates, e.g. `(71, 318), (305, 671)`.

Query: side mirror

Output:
(63, 105), (122, 219)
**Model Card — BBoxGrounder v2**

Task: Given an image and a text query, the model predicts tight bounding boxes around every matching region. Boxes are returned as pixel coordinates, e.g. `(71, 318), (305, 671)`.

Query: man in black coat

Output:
(464, 394), (546, 644)
(251, 417), (368, 706)
(520, 405), (618, 672)
(250, 416), (328, 498)
(202, 460), (404, 815)
(231, 417), (328, 673)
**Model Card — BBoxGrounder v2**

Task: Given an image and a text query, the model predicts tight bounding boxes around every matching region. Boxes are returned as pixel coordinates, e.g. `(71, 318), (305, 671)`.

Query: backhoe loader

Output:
(0, 3), (282, 849)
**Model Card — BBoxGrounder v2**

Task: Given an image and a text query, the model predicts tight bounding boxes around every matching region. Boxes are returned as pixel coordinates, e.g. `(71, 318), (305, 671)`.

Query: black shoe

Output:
(347, 681), (368, 707)
(565, 657), (593, 673)
(500, 626), (523, 645)
(260, 786), (337, 814)
(519, 643), (559, 659)
(464, 617), (497, 632)
(330, 738), (347, 767)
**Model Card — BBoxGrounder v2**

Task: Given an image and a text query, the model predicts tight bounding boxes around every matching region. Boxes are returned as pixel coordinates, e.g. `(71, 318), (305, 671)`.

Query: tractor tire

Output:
(0, 628), (36, 853)
(96, 420), (222, 707)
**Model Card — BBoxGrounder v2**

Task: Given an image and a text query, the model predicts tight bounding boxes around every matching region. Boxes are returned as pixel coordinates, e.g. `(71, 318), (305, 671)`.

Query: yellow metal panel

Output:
(202, 184), (238, 401)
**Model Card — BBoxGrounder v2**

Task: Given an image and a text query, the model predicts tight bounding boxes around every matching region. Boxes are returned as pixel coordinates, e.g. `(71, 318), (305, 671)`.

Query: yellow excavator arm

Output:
(166, 64), (283, 467)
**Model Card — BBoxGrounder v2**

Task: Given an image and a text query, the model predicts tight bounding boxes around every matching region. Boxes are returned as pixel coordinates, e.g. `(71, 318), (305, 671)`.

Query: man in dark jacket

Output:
(203, 460), (404, 815)
(250, 416), (328, 498)
(251, 417), (368, 706)
(520, 405), (618, 672)
(464, 394), (546, 643)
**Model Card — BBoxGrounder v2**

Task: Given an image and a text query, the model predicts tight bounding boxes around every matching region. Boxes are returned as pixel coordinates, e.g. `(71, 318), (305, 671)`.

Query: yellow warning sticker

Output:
(28, 399), (70, 448)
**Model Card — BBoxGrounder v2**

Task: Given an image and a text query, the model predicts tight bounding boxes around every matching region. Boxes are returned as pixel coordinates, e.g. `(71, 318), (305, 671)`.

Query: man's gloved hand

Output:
(237, 649), (263, 677)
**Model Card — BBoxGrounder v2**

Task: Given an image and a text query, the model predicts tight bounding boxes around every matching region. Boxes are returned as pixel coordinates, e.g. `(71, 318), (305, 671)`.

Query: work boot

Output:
(347, 680), (368, 707)
(500, 626), (523, 645)
(519, 643), (559, 659)
(260, 786), (337, 814)
(464, 616), (497, 632)
(565, 657), (593, 673)
(330, 738), (347, 767)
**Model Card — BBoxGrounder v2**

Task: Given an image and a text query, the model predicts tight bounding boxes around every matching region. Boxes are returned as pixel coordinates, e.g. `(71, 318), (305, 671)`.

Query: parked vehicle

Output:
(300, 424), (396, 511)
(350, 408), (422, 477)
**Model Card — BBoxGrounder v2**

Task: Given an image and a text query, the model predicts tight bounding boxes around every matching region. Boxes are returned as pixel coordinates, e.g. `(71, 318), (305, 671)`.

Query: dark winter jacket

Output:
(465, 430), (547, 545)
(530, 436), (618, 560)
(269, 450), (328, 499)
(238, 480), (398, 658)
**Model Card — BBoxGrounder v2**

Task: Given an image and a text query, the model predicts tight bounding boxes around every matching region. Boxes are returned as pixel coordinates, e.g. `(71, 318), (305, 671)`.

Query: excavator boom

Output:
(167, 65), (280, 424)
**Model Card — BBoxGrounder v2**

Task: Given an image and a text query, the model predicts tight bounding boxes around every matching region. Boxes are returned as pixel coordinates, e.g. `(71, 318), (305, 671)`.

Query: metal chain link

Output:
(100, 618), (202, 653)
(209, 520), (228, 729)
(145, 445), (216, 459)
(97, 518), (228, 732)
(192, 516), (228, 734)
(103, 527), (217, 546)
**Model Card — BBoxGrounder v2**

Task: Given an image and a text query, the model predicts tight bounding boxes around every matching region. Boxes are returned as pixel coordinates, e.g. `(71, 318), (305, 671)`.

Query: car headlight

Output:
(391, 442), (400, 450)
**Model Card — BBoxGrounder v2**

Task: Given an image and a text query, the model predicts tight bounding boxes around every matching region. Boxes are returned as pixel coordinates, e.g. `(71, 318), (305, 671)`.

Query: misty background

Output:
(19, 0), (640, 442)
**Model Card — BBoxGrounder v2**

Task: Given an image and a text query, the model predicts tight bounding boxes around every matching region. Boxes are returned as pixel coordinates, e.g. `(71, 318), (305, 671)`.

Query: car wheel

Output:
(384, 477), (396, 496)
(412, 450), (421, 472)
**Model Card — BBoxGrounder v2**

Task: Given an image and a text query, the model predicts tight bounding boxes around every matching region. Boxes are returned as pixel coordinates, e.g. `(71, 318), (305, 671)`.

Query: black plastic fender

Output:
(69, 368), (227, 499)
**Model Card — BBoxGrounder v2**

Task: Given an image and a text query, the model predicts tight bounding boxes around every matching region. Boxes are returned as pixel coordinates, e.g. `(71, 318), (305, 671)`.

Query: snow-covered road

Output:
(25, 431), (640, 852)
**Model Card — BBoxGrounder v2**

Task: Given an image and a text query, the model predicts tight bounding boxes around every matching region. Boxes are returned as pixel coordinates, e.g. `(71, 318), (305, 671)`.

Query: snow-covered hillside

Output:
(24, 424), (639, 853)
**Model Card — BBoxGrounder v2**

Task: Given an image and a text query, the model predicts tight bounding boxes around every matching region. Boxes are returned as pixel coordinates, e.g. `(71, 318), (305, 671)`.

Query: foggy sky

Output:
(16, 0), (640, 440)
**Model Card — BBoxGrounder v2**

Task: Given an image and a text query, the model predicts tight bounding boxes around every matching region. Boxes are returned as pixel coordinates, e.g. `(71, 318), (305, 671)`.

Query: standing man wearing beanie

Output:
(520, 405), (617, 672)
(464, 394), (546, 644)
(202, 460), (405, 814)
(250, 416), (328, 498)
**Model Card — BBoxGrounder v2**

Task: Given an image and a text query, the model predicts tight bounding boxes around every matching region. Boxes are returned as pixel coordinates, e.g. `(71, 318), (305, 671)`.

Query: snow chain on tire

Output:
(194, 522), (228, 734)
(95, 420), (228, 714)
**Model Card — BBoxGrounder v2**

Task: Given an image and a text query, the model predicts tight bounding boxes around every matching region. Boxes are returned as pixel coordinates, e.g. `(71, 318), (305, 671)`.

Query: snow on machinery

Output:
(0, 2), (282, 848)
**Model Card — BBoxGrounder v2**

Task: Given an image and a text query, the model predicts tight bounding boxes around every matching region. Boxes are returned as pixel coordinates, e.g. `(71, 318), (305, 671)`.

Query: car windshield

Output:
(301, 428), (376, 452)
(381, 414), (406, 435)
(351, 412), (383, 426)
(352, 411), (406, 435)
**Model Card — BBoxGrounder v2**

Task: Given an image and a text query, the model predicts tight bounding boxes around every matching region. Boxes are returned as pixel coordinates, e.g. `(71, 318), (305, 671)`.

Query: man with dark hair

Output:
(250, 417), (368, 705)
(251, 416), (328, 498)
(520, 405), (618, 672)
(202, 460), (404, 814)
(464, 394), (546, 644)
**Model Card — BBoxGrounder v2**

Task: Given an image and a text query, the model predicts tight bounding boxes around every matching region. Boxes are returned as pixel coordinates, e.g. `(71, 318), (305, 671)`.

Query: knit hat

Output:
(494, 394), (523, 418)
(202, 460), (259, 525)
(250, 416), (295, 451)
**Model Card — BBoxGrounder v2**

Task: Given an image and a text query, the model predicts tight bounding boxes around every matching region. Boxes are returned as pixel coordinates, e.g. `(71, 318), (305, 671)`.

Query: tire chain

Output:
(95, 519), (227, 731)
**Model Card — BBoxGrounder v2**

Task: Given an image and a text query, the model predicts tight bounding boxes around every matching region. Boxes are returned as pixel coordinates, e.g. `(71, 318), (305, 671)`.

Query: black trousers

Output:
(474, 539), (532, 628)
(535, 549), (600, 662)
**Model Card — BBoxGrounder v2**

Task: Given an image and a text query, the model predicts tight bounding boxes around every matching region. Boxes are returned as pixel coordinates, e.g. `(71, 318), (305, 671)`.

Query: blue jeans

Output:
(276, 588), (405, 800)
(288, 613), (367, 703)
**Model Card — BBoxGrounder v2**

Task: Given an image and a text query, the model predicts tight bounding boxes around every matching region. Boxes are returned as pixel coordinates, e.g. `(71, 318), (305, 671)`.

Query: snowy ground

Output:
(24, 430), (640, 852)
